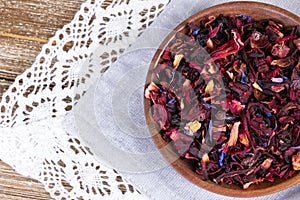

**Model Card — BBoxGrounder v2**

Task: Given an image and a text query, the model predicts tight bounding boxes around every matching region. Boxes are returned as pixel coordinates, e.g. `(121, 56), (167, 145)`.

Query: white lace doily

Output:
(0, 0), (170, 199)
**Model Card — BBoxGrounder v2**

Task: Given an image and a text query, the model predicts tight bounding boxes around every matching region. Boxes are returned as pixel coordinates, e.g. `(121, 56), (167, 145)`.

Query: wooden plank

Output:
(0, 160), (52, 199)
(0, 0), (86, 82)
(0, 80), (13, 95)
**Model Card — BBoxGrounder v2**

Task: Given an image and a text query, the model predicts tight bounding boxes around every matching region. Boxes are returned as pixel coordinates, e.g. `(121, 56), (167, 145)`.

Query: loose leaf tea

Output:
(145, 14), (300, 189)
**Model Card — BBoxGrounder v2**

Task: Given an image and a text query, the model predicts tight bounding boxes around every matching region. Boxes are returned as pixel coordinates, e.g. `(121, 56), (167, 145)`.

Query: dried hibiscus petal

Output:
(271, 42), (290, 58)
(271, 57), (292, 68)
(293, 38), (300, 50)
(223, 121), (241, 153)
(205, 30), (244, 63)
(145, 14), (300, 189)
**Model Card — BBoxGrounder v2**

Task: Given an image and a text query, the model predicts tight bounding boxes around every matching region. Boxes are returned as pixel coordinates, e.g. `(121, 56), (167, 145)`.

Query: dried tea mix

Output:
(145, 14), (300, 189)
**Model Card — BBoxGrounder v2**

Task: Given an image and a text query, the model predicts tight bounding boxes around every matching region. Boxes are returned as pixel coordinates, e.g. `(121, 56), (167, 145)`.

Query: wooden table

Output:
(0, 0), (86, 199)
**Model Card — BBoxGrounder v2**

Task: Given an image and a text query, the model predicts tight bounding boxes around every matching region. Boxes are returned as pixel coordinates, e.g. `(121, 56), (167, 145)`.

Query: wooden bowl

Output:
(144, 1), (300, 197)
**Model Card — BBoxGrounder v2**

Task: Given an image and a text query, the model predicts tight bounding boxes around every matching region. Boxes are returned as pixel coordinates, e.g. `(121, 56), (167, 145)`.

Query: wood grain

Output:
(0, 160), (51, 199)
(0, 0), (86, 93)
(0, 0), (86, 199)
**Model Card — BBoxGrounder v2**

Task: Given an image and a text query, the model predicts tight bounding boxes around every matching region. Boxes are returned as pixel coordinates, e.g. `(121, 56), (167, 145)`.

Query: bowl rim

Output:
(144, 1), (300, 197)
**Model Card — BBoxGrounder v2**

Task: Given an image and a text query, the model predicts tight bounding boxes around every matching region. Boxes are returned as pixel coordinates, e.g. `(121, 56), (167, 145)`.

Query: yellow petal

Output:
(185, 120), (202, 135)
(208, 63), (217, 74)
(173, 54), (184, 69)
(205, 80), (214, 94)
(226, 71), (234, 79)
(180, 99), (185, 110)
(293, 38), (300, 50)
(239, 133), (249, 146)
(228, 121), (241, 146)
(292, 151), (300, 170)
(271, 59), (290, 68)
(261, 158), (273, 170)
(207, 38), (214, 50)
(202, 153), (210, 163)
(212, 126), (226, 132)
(253, 82), (263, 92)
(145, 82), (159, 98)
